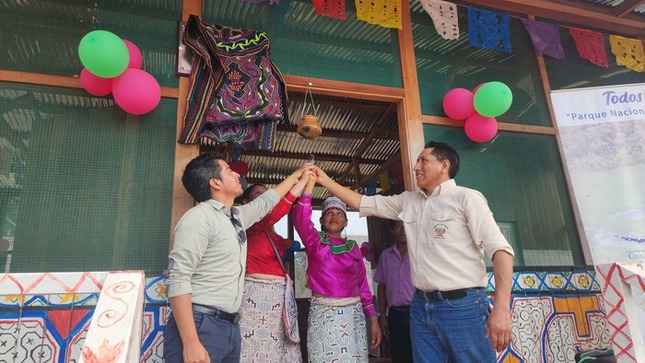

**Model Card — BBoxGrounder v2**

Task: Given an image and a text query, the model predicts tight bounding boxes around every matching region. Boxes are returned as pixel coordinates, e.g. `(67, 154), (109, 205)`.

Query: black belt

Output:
(192, 304), (241, 324)
(414, 287), (482, 302)
(389, 305), (410, 312)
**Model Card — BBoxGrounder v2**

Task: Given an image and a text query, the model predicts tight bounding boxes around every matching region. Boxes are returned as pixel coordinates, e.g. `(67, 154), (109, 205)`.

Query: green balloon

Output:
(78, 30), (129, 78)
(473, 81), (513, 117)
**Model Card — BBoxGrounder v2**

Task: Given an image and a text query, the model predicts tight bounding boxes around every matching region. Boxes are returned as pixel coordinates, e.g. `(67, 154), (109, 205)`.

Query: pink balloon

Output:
(123, 39), (143, 69)
(472, 83), (485, 93)
(464, 113), (498, 143)
(112, 68), (161, 115)
(80, 68), (112, 96)
(442, 88), (475, 120)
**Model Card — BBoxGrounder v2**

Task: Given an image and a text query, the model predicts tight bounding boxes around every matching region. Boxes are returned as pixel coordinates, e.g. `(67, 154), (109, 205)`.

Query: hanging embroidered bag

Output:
(266, 232), (300, 344)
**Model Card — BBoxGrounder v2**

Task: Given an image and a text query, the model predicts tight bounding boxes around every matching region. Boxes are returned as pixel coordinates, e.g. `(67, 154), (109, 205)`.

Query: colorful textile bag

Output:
(180, 14), (288, 150)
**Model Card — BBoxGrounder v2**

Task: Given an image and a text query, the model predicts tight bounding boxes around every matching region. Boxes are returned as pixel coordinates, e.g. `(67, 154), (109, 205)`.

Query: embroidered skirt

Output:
(307, 296), (368, 363)
(239, 277), (303, 363)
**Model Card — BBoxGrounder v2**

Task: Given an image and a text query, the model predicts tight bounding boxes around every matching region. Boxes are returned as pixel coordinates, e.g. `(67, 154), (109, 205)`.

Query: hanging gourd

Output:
(297, 83), (322, 139)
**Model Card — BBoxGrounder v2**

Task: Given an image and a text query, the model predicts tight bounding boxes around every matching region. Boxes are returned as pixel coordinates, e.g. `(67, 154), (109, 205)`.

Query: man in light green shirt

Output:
(164, 152), (312, 363)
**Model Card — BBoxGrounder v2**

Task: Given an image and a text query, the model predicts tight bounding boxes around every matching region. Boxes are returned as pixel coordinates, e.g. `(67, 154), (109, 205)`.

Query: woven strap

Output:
(265, 231), (288, 274)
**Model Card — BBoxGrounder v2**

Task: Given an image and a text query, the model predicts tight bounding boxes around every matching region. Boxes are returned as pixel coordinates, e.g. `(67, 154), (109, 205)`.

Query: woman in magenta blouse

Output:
(293, 174), (381, 362)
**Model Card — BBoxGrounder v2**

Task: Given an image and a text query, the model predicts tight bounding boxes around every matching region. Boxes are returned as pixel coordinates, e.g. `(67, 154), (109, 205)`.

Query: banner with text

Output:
(551, 83), (645, 264)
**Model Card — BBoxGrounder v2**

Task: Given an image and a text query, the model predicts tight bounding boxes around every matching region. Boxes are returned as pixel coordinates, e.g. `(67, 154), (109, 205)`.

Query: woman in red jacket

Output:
(238, 181), (307, 363)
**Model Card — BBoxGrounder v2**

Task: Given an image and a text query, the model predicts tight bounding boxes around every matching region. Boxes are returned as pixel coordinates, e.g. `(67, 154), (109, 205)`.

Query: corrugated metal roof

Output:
(222, 90), (402, 203)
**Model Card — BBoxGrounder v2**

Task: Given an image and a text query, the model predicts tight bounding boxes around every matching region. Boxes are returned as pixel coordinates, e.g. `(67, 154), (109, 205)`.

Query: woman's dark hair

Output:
(181, 152), (224, 202)
(241, 183), (266, 203)
(425, 141), (460, 179)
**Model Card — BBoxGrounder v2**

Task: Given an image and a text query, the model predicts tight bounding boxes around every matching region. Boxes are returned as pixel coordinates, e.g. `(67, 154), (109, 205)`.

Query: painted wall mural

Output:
(0, 269), (611, 362)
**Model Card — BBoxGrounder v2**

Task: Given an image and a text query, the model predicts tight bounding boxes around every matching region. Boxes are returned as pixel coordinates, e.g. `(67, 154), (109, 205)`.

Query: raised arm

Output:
(292, 174), (320, 251)
(290, 169), (311, 197)
(314, 166), (363, 210)
(273, 163), (314, 198)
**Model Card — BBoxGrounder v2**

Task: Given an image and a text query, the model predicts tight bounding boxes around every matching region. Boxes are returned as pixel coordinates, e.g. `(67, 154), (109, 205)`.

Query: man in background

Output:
(374, 220), (414, 363)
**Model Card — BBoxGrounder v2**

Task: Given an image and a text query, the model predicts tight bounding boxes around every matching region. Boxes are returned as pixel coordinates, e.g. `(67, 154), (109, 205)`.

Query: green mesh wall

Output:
(0, 0), (181, 88)
(0, 83), (175, 272)
(201, 0), (403, 88)
(545, 28), (645, 90)
(411, 2), (551, 126)
(423, 125), (584, 267)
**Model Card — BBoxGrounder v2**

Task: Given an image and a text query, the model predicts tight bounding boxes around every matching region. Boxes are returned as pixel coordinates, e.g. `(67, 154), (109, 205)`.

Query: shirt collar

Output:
(393, 243), (406, 258)
(204, 199), (232, 216)
(420, 178), (456, 198)
(382, 244), (407, 262)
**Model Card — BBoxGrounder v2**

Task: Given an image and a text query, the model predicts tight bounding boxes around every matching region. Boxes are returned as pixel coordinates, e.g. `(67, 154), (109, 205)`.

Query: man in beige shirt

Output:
(315, 141), (514, 362)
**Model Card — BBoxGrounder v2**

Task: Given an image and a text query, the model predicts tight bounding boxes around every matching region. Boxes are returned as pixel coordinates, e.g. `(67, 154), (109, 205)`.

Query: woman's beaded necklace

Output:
(319, 232), (356, 254)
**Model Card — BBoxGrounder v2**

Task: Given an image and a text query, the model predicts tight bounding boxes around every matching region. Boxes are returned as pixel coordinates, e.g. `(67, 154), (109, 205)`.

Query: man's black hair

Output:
(425, 141), (460, 179)
(181, 152), (224, 202)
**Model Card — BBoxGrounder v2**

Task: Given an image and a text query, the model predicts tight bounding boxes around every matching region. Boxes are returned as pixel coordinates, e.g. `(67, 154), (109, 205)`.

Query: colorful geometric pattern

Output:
(487, 269), (601, 293)
(179, 15), (288, 151)
(307, 299), (369, 362)
(0, 309), (93, 361)
(501, 295), (611, 363)
(238, 278), (302, 362)
(0, 269), (616, 362)
(0, 271), (107, 299)
(0, 272), (164, 363)
(490, 268), (611, 362)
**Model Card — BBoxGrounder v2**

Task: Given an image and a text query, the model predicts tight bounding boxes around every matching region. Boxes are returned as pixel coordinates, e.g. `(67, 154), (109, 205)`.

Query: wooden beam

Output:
(547, 0), (645, 19)
(532, 14), (559, 133)
(284, 74), (404, 103)
(245, 177), (354, 189)
(242, 150), (386, 165)
(529, 13), (593, 264)
(276, 124), (397, 140)
(457, 0), (645, 37)
(169, 0), (201, 250)
(613, 0), (645, 18)
(0, 70), (80, 89)
(397, 0), (425, 192)
(420, 115), (556, 135)
(544, 0), (620, 14)
(0, 70), (178, 98)
(288, 93), (390, 112)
